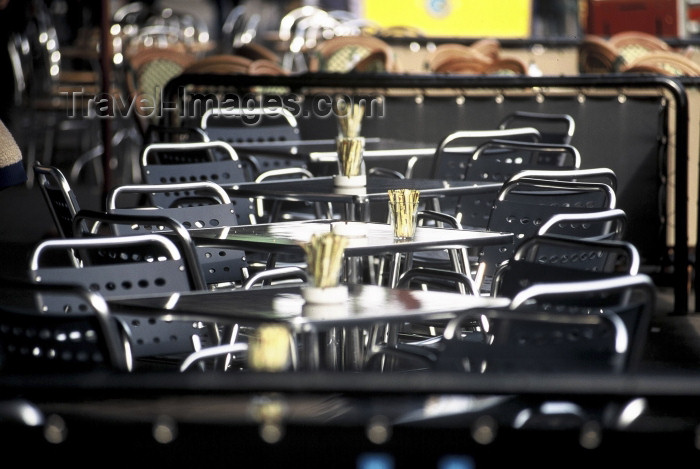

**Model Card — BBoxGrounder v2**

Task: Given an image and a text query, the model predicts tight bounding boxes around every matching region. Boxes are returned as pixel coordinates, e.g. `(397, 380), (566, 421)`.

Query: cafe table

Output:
(108, 283), (511, 371)
(222, 175), (502, 222)
(190, 219), (513, 287)
(231, 138), (479, 176)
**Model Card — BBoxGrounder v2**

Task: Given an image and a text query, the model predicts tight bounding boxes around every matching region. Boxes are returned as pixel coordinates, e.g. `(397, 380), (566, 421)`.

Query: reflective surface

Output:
(224, 175), (502, 204)
(192, 219), (512, 257)
(110, 283), (510, 329)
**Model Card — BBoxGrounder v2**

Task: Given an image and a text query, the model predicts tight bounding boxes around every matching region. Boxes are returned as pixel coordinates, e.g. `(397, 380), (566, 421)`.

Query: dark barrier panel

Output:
(163, 73), (688, 313)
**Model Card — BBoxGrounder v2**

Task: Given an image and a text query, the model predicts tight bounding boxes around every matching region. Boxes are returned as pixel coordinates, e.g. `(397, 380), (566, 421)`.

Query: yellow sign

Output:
(362, 0), (532, 38)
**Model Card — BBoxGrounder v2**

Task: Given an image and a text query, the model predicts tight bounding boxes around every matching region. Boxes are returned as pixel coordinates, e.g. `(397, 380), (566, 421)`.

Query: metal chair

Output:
(393, 267), (480, 347)
(467, 139), (580, 182)
(491, 236), (640, 297)
(457, 139), (581, 229)
(104, 181), (250, 288)
(508, 274), (656, 371)
(516, 233), (638, 272)
(497, 111), (576, 145)
(0, 276), (132, 373)
(105, 181), (310, 288)
(420, 127), (542, 181)
(73, 209), (207, 291)
(243, 266), (309, 289)
(407, 128), (542, 221)
(401, 210), (473, 284)
(507, 167), (618, 192)
(199, 107), (307, 179)
(365, 303), (628, 376)
(537, 208), (628, 241)
(140, 140), (257, 225)
(436, 306), (630, 373)
(28, 234), (217, 367)
(474, 178), (617, 294)
(254, 167), (333, 222)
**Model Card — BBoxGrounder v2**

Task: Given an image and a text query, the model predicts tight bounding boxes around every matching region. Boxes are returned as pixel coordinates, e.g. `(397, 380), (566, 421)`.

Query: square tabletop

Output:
(223, 175), (502, 206)
(231, 138), (476, 165)
(230, 137), (435, 163)
(191, 219), (512, 258)
(109, 284), (511, 371)
(108, 283), (511, 331)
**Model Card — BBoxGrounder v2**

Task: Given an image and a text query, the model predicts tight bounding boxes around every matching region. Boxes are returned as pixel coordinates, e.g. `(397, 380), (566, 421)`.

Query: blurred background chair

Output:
(436, 306), (630, 373)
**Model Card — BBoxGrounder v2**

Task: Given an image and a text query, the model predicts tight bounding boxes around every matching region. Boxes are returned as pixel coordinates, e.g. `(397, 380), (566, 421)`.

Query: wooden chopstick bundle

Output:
(302, 232), (349, 288)
(334, 100), (365, 138)
(337, 136), (365, 177)
(248, 324), (292, 372)
(388, 189), (421, 238)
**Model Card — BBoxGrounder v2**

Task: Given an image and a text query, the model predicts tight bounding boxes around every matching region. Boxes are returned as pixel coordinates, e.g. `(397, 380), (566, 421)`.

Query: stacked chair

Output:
(579, 30), (700, 76)
(426, 40), (529, 75)
(398, 129), (586, 290)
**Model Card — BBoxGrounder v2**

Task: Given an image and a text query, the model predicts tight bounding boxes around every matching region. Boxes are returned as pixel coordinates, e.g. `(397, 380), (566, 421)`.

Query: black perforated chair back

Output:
(200, 107), (307, 177)
(507, 274), (655, 371)
(492, 259), (629, 299)
(456, 140), (581, 229)
(437, 308), (627, 373)
(476, 179), (617, 293)
(0, 277), (131, 373)
(467, 139), (580, 183)
(29, 235), (215, 361)
(106, 182), (251, 286)
(140, 141), (257, 224)
(512, 234), (639, 275)
(430, 128), (542, 182)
